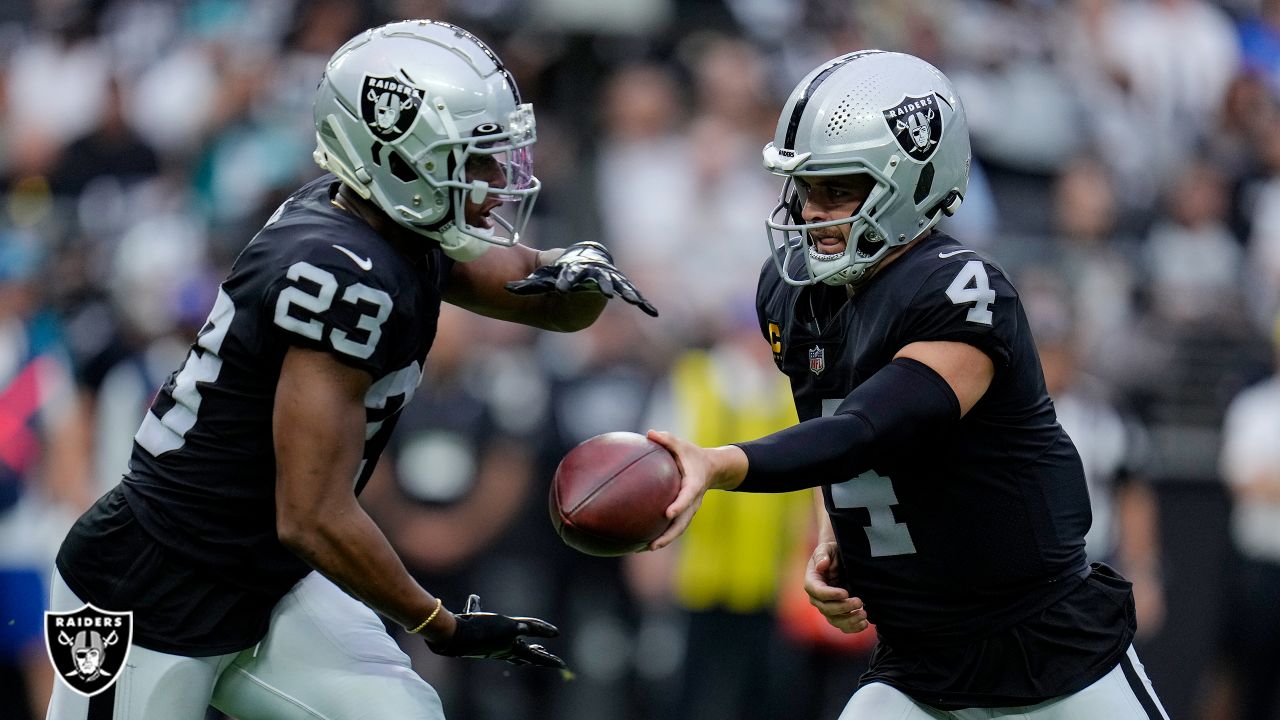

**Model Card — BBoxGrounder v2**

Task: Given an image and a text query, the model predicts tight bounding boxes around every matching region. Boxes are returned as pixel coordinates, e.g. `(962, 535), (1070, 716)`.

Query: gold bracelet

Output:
(409, 598), (443, 634)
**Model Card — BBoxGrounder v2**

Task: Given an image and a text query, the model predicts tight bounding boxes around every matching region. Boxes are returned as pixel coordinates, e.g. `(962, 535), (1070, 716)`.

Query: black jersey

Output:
(756, 231), (1133, 706)
(58, 175), (452, 653)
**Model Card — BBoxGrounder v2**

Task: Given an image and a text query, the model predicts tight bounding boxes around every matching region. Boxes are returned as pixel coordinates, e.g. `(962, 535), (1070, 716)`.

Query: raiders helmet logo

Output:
(360, 75), (424, 142)
(883, 94), (943, 162)
(45, 604), (133, 697)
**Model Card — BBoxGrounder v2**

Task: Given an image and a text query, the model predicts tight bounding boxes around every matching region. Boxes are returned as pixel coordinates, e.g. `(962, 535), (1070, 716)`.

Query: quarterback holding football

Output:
(648, 51), (1170, 719)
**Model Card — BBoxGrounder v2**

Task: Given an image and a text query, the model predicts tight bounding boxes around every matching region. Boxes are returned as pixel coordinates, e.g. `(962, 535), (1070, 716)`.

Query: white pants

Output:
(838, 645), (1169, 720)
(46, 570), (445, 720)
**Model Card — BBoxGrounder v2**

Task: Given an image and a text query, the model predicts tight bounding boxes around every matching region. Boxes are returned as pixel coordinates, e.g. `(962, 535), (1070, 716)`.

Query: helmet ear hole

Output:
(387, 151), (418, 183)
(913, 162), (935, 205)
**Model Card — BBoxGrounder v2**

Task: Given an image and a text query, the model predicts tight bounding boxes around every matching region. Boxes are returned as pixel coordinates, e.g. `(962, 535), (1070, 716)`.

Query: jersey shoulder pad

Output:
(895, 237), (1018, 367)
(245, 221), (411, 373)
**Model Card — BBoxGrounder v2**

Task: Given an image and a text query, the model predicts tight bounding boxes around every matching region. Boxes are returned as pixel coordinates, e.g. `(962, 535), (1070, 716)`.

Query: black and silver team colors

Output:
(57, 175), (452, 654)
(755, 232), (1135, 708)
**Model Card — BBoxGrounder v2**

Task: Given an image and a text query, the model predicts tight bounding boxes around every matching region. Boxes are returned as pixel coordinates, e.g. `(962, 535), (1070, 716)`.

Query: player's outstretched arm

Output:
(447, 241), (656, 331)
(505, 241), (657, 316)
(446, 243), (604, 331)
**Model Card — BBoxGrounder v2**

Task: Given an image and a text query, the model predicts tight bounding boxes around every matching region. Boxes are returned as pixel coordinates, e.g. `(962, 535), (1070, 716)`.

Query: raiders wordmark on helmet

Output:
(45, 604), (133, 697)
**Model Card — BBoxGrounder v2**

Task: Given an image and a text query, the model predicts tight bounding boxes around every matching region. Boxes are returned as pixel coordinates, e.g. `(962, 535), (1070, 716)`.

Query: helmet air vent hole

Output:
(388, 151), (418, 183)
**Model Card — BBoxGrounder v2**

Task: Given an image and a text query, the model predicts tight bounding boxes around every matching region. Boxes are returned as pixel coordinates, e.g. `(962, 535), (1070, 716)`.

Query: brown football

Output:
(549, 431), (681, 556)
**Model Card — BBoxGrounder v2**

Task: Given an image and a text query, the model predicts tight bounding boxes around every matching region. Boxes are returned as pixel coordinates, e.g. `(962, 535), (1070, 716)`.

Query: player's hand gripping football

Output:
(425, 594), (567, 669)
(506, 240), (659, 317)
(804, 541), (870, 634)
(644, 429), (748, 551)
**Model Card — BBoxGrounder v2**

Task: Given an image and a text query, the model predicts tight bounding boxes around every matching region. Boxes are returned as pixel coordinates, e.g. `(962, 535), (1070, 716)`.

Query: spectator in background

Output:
(1026, 283), (1165, 639)
(4, 9), (109, 174)
(47, 77), (159, 201)
(532, 305), (671, 720)
(637, 305), (810, 720)
(948, 0), (1084, 236)
(88, 215), (216, 497)
(362, 305), (549, 720)
(595, 40), (778, 342)
(1107, 154), (1268, 490)
(0, 231), (91, 720)
(1026, 155), (1140, 374)
(594, 62), (690, 313)
(1057, 0), (1241, 217)
(1142, 158), (1243, 325)
(1243, 113), (1280, 333)
(1212, 312), (1280, 720)
(1237, 0), (1280, 97)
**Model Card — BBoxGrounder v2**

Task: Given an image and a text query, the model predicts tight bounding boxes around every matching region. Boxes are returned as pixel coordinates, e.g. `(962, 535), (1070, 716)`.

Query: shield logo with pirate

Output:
(360, 74), (424, 142)
(45, 604), (133, 697)
(883, 94), (944, 162)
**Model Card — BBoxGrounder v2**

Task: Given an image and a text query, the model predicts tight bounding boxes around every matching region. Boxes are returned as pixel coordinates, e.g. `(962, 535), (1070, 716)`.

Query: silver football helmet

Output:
(763, 51), (970, 286)
(313, 20), (539, 261)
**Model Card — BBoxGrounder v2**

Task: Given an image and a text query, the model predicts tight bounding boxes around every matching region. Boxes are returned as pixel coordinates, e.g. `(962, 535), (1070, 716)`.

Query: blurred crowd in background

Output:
(3, 0), (1280, 718)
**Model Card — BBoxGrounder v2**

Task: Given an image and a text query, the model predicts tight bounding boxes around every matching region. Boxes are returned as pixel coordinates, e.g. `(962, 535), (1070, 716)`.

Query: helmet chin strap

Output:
(425, 221), (494, 261)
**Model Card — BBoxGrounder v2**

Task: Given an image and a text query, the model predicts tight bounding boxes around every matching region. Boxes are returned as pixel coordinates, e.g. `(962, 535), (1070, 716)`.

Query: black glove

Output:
(425, 594), (566, 669)
(506, 241), (659, 317)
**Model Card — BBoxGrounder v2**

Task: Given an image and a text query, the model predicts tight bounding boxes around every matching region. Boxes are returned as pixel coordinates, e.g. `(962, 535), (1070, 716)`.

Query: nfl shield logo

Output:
(809, 346), (826, 376)
(360, 74), (424, 142)
(45, 604), (133, 697)
(883, 94), (943, 162)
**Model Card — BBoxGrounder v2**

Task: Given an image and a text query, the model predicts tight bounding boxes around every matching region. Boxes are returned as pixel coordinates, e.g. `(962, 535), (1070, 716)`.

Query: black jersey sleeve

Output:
(259, 240), (411, 377)
(733, 358), (960, 492)
(897, 257), (1018, 369)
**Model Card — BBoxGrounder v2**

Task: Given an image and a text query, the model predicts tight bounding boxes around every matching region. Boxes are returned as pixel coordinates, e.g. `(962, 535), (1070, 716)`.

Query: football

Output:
(550, 431), (681, 556)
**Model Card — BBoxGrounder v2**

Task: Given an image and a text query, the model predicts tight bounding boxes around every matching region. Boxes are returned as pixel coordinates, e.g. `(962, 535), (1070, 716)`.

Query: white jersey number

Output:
(821, 399), (918, 557)
(944, 259), (995, 325)
(273, 261), (392, 360)
(135, 287), (236, 455)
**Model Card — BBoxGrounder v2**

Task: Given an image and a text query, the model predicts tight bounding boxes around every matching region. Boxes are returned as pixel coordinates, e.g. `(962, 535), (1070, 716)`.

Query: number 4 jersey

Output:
(57, 175), (452, 652)
(756, 231), (1133, 706)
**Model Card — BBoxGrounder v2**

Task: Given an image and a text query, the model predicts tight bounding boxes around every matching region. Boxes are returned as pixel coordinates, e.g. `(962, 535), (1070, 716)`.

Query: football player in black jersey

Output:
(646, 52), (1170, 718)
(46, 20), (655, 720)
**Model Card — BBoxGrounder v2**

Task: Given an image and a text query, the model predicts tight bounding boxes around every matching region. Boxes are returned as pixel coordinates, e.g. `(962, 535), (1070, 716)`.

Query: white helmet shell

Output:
(762, 51), (970, 286)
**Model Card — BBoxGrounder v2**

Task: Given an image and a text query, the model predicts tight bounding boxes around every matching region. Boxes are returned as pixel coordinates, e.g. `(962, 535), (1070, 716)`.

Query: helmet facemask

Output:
(765, 160), (908, 287)
(407, 102), (540, 260)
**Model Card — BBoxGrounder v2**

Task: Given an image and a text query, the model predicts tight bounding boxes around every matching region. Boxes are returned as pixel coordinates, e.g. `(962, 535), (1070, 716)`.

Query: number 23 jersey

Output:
(123, 174), (451, 596)
(756, 231), (1092, 647)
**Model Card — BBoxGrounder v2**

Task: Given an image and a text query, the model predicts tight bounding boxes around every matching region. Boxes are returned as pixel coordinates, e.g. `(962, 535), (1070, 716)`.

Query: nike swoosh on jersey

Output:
(332, 245), (373, 271)
(938, 249), (975, 259)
